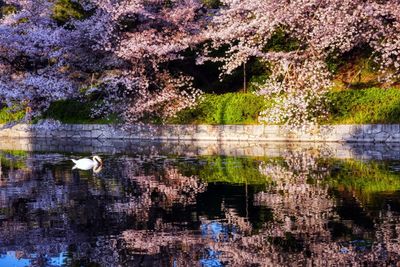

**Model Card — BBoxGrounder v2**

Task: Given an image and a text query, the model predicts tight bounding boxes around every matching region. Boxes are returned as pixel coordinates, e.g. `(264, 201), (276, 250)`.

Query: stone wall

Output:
(1, 123), (400, 142)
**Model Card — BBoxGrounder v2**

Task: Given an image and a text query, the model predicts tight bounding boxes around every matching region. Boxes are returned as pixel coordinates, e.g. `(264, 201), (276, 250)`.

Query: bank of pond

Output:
(2, 87), (400, 126)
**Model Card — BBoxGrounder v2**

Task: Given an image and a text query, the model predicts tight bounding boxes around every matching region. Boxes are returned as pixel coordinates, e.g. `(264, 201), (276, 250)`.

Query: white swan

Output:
(72, 156), (102, 171)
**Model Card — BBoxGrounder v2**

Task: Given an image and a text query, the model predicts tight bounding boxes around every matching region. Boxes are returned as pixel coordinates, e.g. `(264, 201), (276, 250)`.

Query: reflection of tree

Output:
(256, 149), (334, 238)
(252, 148), (400, 265)
(108, 158), (207, 222)
(0, 153), (210, 265)
(120, 149), (400, 266)
(375, 210), (400, 260)
(1, 150), (400, 265)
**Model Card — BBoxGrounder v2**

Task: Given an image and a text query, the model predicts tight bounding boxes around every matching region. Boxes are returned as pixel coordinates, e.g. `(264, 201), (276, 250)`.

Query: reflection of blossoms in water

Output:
(253, 147), (400, 265)
(257, 149), (334, 232)
(151, 166), (207, 206)
(373, 210), (400, 260)
(1, 149), (400, 265)
(223, 208), (252, 235)
(0, 153), (208, 266)
(108, 157), (207, 221)
(255, 149), (336, 263)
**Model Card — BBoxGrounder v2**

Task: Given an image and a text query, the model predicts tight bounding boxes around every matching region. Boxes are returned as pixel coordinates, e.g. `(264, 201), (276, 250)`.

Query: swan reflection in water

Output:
(71, 155), (103, 173)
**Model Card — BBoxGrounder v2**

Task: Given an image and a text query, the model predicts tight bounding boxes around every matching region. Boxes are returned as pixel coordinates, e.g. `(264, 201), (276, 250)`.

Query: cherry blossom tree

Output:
(2, 0), (400, 125)
(0, 0), (205, 121)
(202, 0), (400, 127)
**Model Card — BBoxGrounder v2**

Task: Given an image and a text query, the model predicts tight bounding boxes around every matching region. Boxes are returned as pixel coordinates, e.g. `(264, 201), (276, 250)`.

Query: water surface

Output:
(1, 143), (400, 266)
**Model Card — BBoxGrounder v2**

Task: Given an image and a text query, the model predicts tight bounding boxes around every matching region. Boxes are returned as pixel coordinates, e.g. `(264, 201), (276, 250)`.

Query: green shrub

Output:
(0, 4), (17, 17)
(263, 28), (301, 52)
(171, 87), (400, 125)
(43, 99), (119, 124)
(52, 0), (88, 25)
(169, 93), (267, 124)
(0, 107), (25, 124)
(327, 87), (400, 124)
(4, 88), (400, 125)
(201, 0), (221, 8)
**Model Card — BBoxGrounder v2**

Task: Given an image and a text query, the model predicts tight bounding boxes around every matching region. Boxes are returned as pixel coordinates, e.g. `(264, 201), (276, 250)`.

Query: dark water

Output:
(1, 147), (400, 266)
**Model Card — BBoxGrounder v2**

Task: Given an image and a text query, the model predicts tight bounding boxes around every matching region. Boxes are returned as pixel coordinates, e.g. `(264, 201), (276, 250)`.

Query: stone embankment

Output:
(1, 123), (400, 143)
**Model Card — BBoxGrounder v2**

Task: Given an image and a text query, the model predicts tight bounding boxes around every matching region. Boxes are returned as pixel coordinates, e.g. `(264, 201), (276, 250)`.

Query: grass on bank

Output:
(0, 100), (119, 124)
(326, 87), (400, 124)
(167, 93), (267, 125)
(42, 100), (120, 124)
(2, 87), (400, 125)
(171, 87), (400, 125)
(0, 107), (25, 124)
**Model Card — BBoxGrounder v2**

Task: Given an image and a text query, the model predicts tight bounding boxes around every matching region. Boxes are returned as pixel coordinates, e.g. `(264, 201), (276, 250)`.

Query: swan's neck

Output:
(93, 156), (102, 165)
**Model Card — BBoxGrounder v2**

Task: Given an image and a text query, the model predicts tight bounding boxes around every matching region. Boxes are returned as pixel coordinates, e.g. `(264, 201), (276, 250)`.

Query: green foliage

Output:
(42, 99), (119, 124)
(52, 0), (87, 25)
(247, 60), (272, 92)
(170, 88), (400, 125)
(169, 93), (267, 124)
(0, 4), (17, 17)
(4, 87), (400, 125)
(201, 0), (221, 8)
(248, 74), (269, 92)
(327, 87), (400, 124)
(326, 54), (346, 74)
(263, 29), (301, 52)
(0, 106), (25, 124)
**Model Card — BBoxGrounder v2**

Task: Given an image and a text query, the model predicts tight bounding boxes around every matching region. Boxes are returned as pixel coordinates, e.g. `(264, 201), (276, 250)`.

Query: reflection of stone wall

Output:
(2, 124), (400, 142)
(2, 137), (400, 161)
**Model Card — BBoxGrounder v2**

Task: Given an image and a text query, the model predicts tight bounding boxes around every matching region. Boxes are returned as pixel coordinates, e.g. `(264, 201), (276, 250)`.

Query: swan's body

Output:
(72, 156), (102, 171)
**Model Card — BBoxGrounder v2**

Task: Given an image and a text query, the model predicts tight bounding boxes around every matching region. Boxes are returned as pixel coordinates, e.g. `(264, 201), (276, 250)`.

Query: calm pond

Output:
(1, 141), (400, 266)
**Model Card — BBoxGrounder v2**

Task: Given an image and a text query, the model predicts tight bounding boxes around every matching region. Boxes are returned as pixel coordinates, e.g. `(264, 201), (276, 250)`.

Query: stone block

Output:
(193, 125), (218, 140)
(91, 130), (104, 139)
(86, 124), (97, 131)
(160, 125), (177, 140)
(390, 124), (400, 133)
(177, 125), (196, 140)
(374, 132), (390, 142)
(386, 133), (400, 143)
(80, 131), (92, 138)
(264, 125), (280, 134)
(73, 124), (82, 131)
(365, 124), (382, 134)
